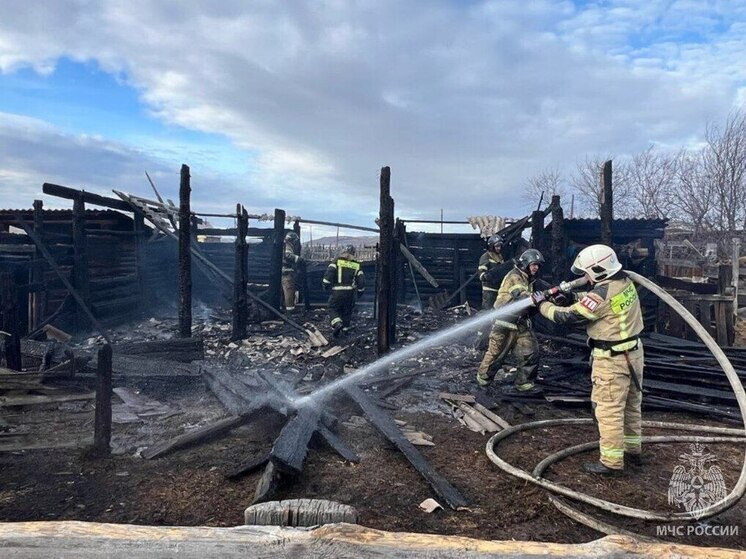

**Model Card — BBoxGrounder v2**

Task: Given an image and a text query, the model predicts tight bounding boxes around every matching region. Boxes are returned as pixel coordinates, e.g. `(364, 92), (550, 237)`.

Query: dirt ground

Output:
(1, 307), (745, 550)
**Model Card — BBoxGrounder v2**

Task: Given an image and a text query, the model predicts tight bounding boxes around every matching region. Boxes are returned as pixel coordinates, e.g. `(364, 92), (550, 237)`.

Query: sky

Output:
(1, 1), (745, 239)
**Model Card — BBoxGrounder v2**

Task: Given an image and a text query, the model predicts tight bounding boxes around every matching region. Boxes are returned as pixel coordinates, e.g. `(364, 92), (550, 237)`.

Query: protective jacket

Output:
(282, 242), (301, 274)
(478, 251), (505, 292)
(538, 272), (643, 355)
(492, 266), (536, 330)
(324, 253), (365, 332)
(323, 254), (365, 292)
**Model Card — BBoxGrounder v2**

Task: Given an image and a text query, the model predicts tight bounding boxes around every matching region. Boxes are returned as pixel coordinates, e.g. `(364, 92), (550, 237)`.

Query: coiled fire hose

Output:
(485, 271), (746, 523)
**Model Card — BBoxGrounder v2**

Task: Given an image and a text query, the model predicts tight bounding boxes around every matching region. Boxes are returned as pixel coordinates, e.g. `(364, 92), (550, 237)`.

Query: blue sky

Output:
(1, 1), (745, 238)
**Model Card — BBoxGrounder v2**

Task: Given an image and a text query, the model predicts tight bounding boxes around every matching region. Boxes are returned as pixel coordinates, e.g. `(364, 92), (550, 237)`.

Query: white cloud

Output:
(0, 0), (744, 223)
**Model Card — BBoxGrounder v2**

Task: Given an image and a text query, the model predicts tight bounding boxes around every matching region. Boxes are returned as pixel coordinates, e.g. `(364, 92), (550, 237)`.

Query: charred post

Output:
(377, 166), (394, 354)
(294, 220), (310, 311)
(93, 343), (113, 456)
(600, 160), (613, 246)
(531, 211), (544, 251)
(133, 210), (147, 309)
(550, 195), (566, 284)
(31, 199), (46, 328)
(0, 272), (22, 370)
(232, 204), (249, 341)
(267, 208), (285, 311)
(395, 219), (406, 304)
(72, 194), (91, 330)
(178, 164), (192, 338)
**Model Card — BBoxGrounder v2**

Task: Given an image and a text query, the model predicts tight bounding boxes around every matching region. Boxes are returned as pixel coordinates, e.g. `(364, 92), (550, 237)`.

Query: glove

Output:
(357, 290), (364, 297)
(530, 291), (546, 306)
(323, 283), (331, 292)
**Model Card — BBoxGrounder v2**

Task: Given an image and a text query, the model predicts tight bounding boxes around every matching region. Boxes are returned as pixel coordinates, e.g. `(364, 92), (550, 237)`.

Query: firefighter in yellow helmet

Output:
(533, 244), (644, 475)
(281, 231), (303, 312)
(477, 248), (543, 392)
(323, 245), (365, 337)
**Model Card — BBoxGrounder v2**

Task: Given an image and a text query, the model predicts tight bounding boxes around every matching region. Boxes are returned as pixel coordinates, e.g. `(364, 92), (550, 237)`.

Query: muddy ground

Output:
(1, 306), (745, 550)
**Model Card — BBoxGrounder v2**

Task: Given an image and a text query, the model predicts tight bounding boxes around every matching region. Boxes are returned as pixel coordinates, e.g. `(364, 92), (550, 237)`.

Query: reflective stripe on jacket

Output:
(323, 255), (365, 292)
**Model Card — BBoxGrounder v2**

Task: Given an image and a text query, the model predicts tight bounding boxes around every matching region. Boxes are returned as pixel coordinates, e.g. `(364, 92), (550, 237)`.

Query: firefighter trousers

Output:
(477, 325), (538, 387)
(281, 273), (297, 311)
(591, 345), (644, 469)
(475, 289), (499, 350)
(328, 289), (355, 328)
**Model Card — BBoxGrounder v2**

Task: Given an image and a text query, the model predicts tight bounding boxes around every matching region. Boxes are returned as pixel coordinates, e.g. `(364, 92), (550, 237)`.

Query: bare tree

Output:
(672, 149), (715, 236)
(701, 109), (746, 237)
(627, 146), (679, 219)
(522, 167), (569, 211)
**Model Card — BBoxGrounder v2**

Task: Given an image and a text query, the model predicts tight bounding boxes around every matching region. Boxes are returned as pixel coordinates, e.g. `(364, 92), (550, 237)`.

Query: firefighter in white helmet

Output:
(533, 244), (644, 475)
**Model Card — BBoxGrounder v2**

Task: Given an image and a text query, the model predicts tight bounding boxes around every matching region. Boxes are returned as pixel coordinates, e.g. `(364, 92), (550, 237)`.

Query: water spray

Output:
(293, 297), (536, 409)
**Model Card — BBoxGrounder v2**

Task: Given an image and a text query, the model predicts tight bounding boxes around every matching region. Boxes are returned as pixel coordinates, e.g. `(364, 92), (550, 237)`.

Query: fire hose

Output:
(485, 270), (746, 524)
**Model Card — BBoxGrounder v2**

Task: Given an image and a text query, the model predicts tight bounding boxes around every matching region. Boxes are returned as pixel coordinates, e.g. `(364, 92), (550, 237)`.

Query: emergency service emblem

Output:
(579, 296), (599, 312)
(668, 443), (727, 519)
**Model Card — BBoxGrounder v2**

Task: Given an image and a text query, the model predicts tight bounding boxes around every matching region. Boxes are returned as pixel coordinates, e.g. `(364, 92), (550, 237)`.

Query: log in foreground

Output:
(0, 521), (732, 558)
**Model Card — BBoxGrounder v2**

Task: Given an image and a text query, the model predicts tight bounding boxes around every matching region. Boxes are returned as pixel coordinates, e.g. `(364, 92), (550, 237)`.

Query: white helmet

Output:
(571, 244), (622, 282)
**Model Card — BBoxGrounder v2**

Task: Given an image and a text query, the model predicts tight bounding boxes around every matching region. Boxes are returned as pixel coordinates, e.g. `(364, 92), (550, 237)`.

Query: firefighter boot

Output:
(582, 461), (623, 476)
(627, 454), (646, 468)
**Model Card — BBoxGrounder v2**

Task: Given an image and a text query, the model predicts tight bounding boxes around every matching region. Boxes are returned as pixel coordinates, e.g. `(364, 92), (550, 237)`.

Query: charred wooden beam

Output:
(550, 195), (566, 284)
(531, 210), (546, 258)
(141, 415), (257, 460)
(0, 273), (22, 370)
(232, 205), (249, 341)
(270, 406), (322, 475)
(316, 424), (360, 463)
(600, 160), (613, 246)
(133, 210), (147, 308)
(253, 461), (281, 505)
(377, 166), (394, 354)
(344, 383), (468, 510)
(93, 344), (112, 456)
(42, 182), (133, 212)
(72, 195), (91, 330)
(225, 452), (270, 480)
(267, 208), (285, 311)
(178, 164), (192, 338)
(31, 200), (46, 329)
(111, 337), (204, 362)
(294, 220), (310, 311)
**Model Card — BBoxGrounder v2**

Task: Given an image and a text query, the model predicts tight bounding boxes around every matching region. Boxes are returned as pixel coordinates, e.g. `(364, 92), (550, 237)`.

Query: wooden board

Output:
(344, 384), (468, 510)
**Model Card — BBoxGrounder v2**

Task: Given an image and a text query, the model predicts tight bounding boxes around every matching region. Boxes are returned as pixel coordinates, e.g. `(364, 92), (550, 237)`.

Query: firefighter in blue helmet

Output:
(323, 245), (365, 337)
